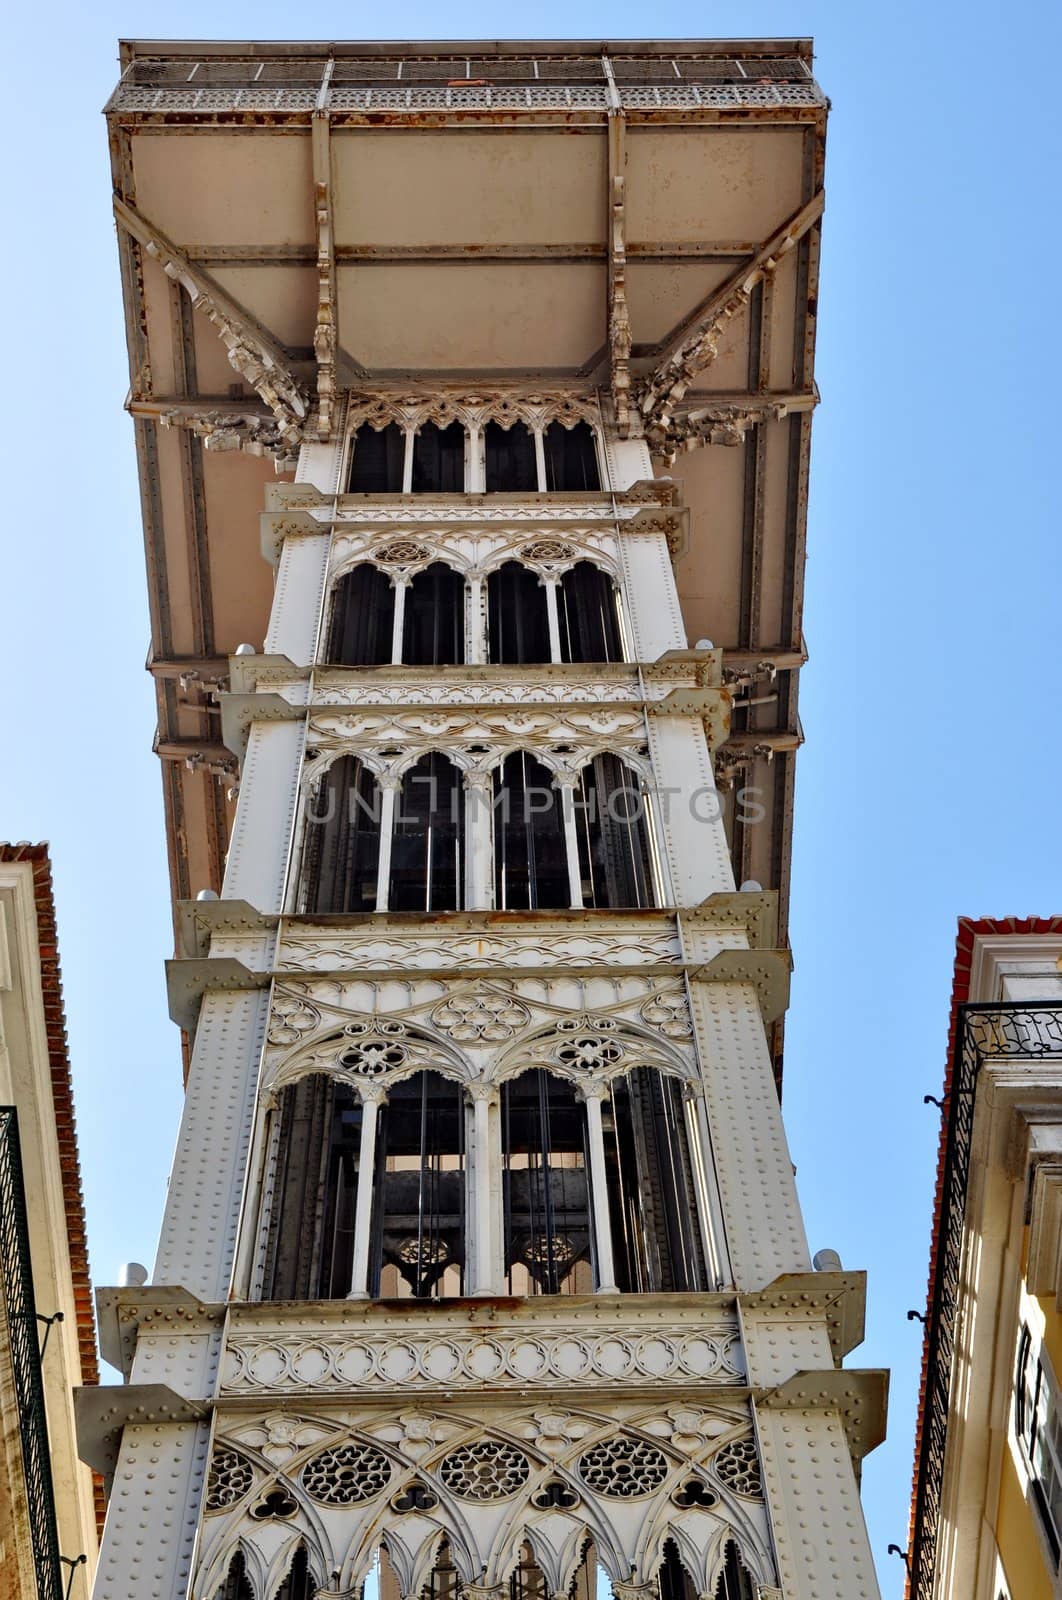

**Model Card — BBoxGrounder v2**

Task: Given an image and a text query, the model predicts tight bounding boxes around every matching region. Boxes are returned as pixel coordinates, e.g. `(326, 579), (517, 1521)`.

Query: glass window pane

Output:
(412, 422), (465, 492)
(349, 423), (405, 492)
(485, 421), (537, 491)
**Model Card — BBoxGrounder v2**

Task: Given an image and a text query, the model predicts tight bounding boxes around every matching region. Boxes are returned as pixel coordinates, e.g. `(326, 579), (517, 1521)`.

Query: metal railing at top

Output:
(909, 1005), (1062, 1599)
(107, 54), (824, 116)
(0, 1107), (63, 1600)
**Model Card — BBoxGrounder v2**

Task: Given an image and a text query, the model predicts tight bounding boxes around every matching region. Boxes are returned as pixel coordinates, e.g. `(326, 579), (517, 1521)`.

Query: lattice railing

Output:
(107, 56), (825, 116)
(0, 1107), (63, 1600)
(909, 1005), (1062, 1598)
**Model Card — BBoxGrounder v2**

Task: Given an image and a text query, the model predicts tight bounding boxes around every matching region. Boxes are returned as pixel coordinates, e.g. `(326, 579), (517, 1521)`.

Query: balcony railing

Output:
(909, 1005), (1062, 1599)
(107, 54), (825, 116)
(0, 1107), (63, 1600)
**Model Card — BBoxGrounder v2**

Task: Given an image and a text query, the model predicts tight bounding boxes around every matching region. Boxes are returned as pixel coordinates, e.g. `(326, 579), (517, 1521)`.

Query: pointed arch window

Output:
(373, 1070), (466, 1298)
(487, 561), (549, 664)
(301, 756), (381, 914)
(493, 753), (569, 911)
(262, 1075), (363, 1300)
(214, 1553), (254, 1600)
(602, 1069), (707, 1292)
(558, 562), (622, 663)
(348, 422), (405, 492)
(544, 421), (600, 491)
(501, 1069), (592, 1295)
(484, 421), (537, 492)
(412, 421), (465, 492)
(390, 752), (464, 912)
(403, 563), (466, 666)
(659, 1541), (755, 1600)
(574, 754), (656, 909)
(326, 565), (395, 666)
(272, 1547), (316, 1600)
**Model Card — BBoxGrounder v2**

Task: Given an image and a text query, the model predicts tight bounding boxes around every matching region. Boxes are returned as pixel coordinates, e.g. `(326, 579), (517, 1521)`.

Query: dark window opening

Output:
(412, 422), (465, 492)
(558, 562), (622, 663)
(502, 1069), (591, 1295)
(1016, 1325), (1062, 1564)
(484, 421), (537, 492)
(544, 421), (599, 491)
(273, 1548), (317, 1600)
(403, 563), (466, 666)
(573, 754), (654, 908)
(262, 1076), (362, 1301)
(326, 565), (395, 666)
(603, 1069), (706, 1293)
(390, 752), (464, 912)
(301, 756), (381, 914)
(215, 1553), (254, 1600)
(348, 422), (406, 493)
(660, 1542), (754, 1600)
(372, 1071), (465, 1298)
(487, 561), (550, 665)
(493, 752), (569, 910)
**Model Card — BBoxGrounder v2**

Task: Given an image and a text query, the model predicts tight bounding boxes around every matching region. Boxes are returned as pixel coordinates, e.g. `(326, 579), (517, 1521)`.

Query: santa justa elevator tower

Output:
(83, 38), (885, 1600)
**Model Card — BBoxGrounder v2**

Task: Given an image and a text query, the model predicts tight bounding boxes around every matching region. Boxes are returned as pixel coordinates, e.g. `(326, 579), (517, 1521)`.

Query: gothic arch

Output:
(492, 1013), (694, 1089)
(264, 1019), (474, 1100)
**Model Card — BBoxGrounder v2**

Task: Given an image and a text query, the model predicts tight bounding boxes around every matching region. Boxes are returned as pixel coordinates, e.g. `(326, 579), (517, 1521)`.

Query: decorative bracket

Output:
(114, 196), (311, 458)
(637, 192), (825, 442)
(607, 111), (634, 438)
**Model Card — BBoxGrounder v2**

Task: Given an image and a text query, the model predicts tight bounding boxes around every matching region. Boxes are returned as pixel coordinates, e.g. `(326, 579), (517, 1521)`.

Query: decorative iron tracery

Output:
(577, 1437), (670, 1498)
(437, 1440), (531, 1500)
(301, 1441), (392, 1504)
(206, 1447), (257, 1512)
(710, 1438), (762, 1499)
(909, 1004), (1062, 1600)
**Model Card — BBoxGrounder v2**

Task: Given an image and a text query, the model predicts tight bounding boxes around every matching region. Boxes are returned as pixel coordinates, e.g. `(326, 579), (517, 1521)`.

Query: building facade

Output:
(0, 844), (100, 1600)
(909, 919), (1062, 1600)
(85, 39), (884, 1600)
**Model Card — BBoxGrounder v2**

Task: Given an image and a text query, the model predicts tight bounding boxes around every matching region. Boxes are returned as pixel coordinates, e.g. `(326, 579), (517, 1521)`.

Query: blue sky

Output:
(1, 2), (1059, 1594)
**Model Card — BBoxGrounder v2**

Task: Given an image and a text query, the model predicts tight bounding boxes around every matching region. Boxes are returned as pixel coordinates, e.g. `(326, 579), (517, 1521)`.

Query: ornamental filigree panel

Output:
(261, 976), (698, 1095)
(220, 1322), (744, 1394)
(276, 926), (685, 974)
(195, 1401), (774, 1600)
(330, 523), (620, 582)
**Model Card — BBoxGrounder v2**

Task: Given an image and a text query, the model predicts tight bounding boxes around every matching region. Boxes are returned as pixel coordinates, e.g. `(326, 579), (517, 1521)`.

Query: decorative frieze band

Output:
(220, 1322), (746, 1394)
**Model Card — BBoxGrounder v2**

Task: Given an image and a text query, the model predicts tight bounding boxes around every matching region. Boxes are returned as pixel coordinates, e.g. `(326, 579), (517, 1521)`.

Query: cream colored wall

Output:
(0, 864), (98, 1596)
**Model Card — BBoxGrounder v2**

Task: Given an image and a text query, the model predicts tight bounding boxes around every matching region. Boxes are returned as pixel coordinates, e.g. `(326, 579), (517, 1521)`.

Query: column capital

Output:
(355, 1080), (389, 1106)
(466, 1078), (500, 1106)
(574, 1077), (610, 1103)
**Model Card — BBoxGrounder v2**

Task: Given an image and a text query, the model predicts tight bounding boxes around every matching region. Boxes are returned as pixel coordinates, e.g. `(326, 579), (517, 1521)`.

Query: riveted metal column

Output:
(348, 1084), (386, 1300)
(579, 1081), (619, 1294)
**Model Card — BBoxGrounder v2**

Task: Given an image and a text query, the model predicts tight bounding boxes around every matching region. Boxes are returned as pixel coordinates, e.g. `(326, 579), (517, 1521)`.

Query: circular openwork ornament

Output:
(205, 1447), (255, 1512)
(301, 1442), (391, 1505)
(578, 1437), (669, 1498)
(438, 1440), (530, 1501)
(712, 1437), (762, 1498)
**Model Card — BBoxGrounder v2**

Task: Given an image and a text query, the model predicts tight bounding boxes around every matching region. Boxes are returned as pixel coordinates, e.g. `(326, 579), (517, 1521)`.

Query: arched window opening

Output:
(557, 562), (622, 663)
(412, 422), (465, 493)
(214, 1552), (253, 1600)
(301, 756), (381, 914)
(501, 1070), (592, 1295)
(573, 754), (655, 909)
(403, 563), (466, 666)
(544, 422), (600, 491)
(373, 1070), (466, 1298)
(390, 752), (464, 912)
(487, 561), (550, 664)
(659, 1542), (755, 1600)
(349, 423), (405, 493)
(273, 1547), (316, 1600)
(602, 1069), (706, 1293)
(262, 1075), (363, 1301)
(493, 752), (569, 911)
(326, 565), (394, 666)
(485, 421), (537, 492)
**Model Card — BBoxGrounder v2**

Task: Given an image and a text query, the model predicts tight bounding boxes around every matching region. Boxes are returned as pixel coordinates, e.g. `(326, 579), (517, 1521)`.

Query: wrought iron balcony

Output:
(0, 1107), (63, 1600)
